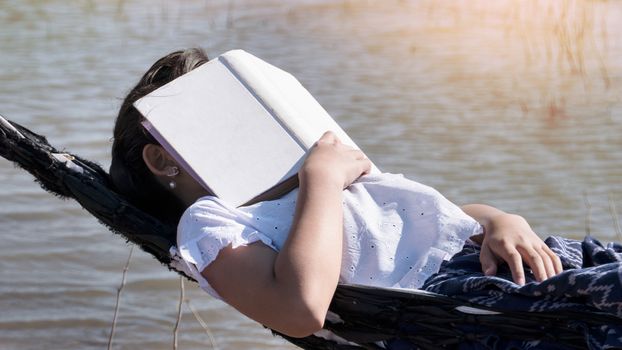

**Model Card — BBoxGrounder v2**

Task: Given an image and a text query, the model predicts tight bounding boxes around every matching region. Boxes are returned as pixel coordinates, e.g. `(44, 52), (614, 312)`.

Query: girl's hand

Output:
(300, 131), (372, 190)
(478, 213), (563, 285)
(462, 204), (563, 285)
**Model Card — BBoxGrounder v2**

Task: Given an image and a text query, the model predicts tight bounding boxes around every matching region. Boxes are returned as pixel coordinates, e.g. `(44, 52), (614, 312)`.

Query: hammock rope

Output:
(0, 116), (176, 267)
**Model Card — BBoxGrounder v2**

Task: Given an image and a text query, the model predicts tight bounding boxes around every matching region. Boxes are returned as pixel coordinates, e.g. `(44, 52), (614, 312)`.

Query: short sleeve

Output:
(176, 196), (276, 298)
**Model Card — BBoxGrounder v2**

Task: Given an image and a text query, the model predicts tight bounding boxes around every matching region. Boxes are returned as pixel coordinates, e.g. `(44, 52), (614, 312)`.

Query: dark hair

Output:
(110, 48), (209, 226)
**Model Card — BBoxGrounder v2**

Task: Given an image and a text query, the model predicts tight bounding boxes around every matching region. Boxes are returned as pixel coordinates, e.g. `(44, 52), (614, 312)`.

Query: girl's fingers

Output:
(502, 248), (526, 285)
(318, 131), (340, 144)
(538, 246), (557, 279)
(353, 158), (372, 178)
(499, 242), (561, 284)
(347, 149), (368, 160)
(520, 247), (547, 282)
(544, 246), (563, 274)
(360, 158), (372, 173)
(479, 244), (498, 276)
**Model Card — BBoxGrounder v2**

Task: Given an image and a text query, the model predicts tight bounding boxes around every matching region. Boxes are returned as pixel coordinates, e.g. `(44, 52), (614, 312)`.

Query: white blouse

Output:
(177, 173), (482, 299)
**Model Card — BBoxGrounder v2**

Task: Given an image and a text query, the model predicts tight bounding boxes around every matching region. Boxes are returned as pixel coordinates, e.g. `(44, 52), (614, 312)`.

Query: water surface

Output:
(1, 1), (620, 349)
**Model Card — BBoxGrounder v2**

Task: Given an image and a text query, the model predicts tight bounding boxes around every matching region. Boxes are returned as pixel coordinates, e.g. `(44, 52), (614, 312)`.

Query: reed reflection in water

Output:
(0, 1), (620, 349)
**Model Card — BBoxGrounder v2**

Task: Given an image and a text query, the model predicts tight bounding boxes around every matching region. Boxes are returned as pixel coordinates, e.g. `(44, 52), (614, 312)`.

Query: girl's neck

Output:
(167, 172), (213, 208)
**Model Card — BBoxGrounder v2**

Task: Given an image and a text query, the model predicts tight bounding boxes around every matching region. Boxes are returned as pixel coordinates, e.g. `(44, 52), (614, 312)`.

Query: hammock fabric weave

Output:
(2, 115), (621, 350)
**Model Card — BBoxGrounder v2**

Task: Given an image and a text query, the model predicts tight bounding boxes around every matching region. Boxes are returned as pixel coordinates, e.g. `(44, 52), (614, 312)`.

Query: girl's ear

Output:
(142, 144), (175, 176)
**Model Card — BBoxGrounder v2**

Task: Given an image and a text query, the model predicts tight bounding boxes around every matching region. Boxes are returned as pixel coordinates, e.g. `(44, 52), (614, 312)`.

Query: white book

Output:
(134, 49), (377, 207)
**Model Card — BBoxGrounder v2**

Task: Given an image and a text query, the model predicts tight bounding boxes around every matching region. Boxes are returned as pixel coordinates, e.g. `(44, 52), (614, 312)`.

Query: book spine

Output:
(220, 50), (380, 174)
(219, 52), (315, 149)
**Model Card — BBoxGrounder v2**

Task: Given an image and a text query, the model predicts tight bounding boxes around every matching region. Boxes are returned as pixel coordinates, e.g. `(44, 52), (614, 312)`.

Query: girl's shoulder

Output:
(177, 195), (243, 247)
(176, 194), (276, 274)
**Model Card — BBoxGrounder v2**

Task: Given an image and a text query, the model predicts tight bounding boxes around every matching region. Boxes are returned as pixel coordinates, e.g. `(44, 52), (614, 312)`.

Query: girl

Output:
(110, 48), (563, 338)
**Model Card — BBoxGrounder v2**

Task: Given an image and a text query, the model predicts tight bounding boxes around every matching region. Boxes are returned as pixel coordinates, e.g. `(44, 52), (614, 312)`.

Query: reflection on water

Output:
(0, 1), (620, 349)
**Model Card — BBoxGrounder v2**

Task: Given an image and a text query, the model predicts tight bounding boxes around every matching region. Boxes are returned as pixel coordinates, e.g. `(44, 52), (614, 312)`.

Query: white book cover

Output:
(134, 49), (377, 207)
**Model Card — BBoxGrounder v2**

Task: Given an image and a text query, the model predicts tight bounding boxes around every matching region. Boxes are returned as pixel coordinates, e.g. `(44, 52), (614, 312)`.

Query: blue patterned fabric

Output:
(415, 236), (622, 350)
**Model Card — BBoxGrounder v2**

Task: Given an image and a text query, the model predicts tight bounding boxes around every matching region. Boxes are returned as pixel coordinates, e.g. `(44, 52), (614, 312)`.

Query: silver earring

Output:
(166, 166), (180, 177)
(166, 166), (179, 190)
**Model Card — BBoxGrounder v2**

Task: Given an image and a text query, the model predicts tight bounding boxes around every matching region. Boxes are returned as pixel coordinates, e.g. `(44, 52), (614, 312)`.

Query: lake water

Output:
(0, 1), (620, 349)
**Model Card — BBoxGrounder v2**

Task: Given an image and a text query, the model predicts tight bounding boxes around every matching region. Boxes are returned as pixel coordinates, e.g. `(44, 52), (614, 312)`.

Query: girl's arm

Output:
(461, 204), (563, 285)
(201, 132), (371, 338)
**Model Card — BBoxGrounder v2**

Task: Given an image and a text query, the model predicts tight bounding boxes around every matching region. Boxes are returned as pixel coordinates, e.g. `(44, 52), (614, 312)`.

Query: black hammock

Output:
(1, 114), (621, 350)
